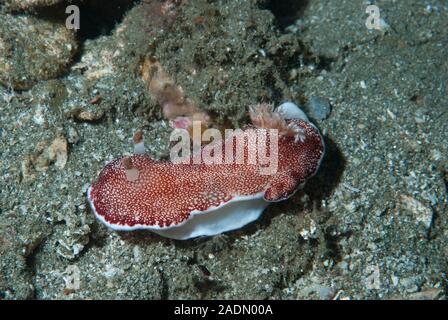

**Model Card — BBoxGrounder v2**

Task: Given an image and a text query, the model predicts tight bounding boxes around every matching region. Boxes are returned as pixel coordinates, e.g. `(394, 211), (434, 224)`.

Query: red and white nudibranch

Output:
(87, 102), (325, 239)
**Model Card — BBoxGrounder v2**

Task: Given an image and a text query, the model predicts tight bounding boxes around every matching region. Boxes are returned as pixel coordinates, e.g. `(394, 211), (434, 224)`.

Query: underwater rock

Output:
(0, 0), (64, 10)
(0, 13), (77, 90)
(307, 96), (331, 121)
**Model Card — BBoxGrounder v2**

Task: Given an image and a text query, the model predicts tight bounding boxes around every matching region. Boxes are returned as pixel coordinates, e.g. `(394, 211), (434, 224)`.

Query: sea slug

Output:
(87, 102), (325, 239)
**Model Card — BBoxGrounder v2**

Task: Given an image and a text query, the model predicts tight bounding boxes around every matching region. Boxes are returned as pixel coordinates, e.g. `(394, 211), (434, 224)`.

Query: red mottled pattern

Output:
(88, 119), (324, 228)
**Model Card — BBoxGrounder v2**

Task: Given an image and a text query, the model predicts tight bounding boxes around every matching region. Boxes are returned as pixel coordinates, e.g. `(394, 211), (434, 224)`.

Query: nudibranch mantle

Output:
(87, 102), (325, 239)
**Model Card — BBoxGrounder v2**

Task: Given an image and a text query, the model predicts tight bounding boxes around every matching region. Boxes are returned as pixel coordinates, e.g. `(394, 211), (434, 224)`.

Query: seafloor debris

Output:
(140, 56), (210, 131)
(65, 107), (105, 123)
(21, 134), (68, 181)
(55, 207), (91, 260)
(400, 195), (434, 231)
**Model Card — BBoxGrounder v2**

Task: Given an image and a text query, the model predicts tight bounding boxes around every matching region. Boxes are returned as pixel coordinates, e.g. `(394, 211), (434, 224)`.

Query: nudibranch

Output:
(87, 102), (325, 239)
